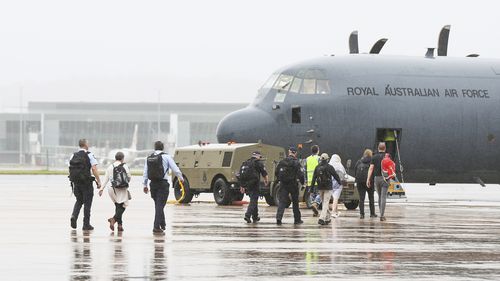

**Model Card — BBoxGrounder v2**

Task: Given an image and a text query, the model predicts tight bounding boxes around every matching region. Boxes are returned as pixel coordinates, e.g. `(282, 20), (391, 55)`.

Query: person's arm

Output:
(329, 165), (341, 184)
(297, 162), (305, 185)
(125, 164), (132, 182)
(99, 165), (111, 196)
(310, 168), (318, 188)
(167, 155), (184, 182)
(258, 162), (269, 186)
(91, 165), (101, 188)
(366, 164), (374, 188)
(143, 158), (149, 194)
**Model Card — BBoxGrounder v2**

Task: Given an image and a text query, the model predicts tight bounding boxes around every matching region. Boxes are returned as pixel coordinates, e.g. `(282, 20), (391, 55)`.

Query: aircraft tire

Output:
(213, 177), (232, 205)
(174, 176), (193, 204)
(344, 200), (359, 210)
(264, 193), (275, 206)
(273, 182), (291, 208)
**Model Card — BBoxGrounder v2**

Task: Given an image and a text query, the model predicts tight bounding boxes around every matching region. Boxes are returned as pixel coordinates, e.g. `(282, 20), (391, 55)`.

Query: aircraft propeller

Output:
(349, 30), (388, 54)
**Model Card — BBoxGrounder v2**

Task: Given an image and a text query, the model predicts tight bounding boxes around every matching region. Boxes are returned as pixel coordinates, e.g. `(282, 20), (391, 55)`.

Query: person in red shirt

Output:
(381, 153), (396, 181)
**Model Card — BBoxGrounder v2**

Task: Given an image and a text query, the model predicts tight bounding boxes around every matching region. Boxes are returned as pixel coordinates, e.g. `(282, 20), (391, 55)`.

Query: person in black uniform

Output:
(240, 151), (269, 223)
(275, 147), (305, 225)
(69, 139), (101, 231)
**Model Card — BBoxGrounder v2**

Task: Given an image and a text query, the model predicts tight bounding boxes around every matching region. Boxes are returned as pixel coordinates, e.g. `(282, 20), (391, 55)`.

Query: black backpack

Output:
(147, 152), (166, 181)
(316, 164), (332, 187)
(356, 160), (370, 183)
(68, 151), (91, 184)
(278, 158), (297, 183)
(238, 158), (259, 183)
(112, 163), (129, 188)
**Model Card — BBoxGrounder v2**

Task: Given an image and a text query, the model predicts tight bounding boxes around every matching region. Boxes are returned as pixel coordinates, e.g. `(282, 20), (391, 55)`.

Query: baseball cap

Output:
(289, 146), (297, 153)
(320, 153), (329, 161)
(252, 151), (262, 157)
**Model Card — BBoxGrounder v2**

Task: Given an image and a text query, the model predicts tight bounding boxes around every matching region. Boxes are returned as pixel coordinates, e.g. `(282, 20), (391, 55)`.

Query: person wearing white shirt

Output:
(98, 151), (131, 232)
(143, 141), (184, 234)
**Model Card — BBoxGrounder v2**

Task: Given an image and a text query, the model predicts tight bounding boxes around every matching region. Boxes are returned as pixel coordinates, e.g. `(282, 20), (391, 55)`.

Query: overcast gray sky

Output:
(1, 0), (499, 110)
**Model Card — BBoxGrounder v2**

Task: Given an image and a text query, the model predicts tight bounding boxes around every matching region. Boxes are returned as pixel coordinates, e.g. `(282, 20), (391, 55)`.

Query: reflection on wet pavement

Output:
(0, 176), (499, 280)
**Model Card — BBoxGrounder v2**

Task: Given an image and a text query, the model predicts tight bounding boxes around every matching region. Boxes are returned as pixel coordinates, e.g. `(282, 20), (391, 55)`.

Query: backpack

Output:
(355, 160), (370, 183)
(68, 151), (91, 184)
(277, 158), (297, 183)
(147, 152), (166, 181)
(112, 163), (129, 188)
(316, 164), (332, 187)
(238, 159), (259, 183)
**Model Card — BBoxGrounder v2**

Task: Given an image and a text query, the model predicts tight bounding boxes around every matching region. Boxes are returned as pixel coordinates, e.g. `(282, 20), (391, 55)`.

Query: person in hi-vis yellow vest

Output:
(305, 145), (321, 216)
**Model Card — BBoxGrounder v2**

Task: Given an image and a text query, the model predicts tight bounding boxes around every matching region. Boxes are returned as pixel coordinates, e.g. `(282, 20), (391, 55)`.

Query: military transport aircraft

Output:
(216, 26), (500, 184)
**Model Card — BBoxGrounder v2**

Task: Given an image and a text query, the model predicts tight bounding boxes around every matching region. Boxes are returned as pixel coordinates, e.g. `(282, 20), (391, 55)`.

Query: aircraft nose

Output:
(216, 107), (275, 143)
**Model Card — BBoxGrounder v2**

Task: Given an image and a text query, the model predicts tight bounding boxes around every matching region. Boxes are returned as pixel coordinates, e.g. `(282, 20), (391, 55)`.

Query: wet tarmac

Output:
(0, 175), (500, 280)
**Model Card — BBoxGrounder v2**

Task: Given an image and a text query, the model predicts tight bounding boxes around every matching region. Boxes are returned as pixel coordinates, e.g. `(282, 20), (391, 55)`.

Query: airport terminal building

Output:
(0, 101), (246, 167)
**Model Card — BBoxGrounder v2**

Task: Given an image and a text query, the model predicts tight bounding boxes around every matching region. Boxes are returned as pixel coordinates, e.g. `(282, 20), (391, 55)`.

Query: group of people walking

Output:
(69, 139), (183, 234)
(69, 138), (396, 234)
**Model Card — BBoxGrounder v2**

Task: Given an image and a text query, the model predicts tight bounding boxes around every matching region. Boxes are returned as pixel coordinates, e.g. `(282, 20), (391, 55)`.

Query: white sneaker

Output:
(332, 212), (339, 218)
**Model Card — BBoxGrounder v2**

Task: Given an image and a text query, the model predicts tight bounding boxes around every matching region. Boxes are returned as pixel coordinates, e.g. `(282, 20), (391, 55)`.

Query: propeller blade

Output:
(349, 30), (359, 54)
(437, 25), (451, 56)
(369, 38), (388, 54)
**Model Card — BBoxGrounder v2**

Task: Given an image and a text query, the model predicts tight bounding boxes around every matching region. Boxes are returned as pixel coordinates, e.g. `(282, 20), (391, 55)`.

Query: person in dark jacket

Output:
(275, 147), (305, 225)
(240, 151), (269, 223)
(310, 153), (341, 225)
(355, 149), (377, 219)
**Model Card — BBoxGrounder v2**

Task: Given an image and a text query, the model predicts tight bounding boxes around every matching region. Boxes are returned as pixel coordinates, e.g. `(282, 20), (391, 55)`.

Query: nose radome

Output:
(216, 107), (274, 143)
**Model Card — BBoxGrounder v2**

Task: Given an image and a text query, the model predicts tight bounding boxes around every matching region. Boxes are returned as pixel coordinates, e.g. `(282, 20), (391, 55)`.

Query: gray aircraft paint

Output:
(216, 54), (500, 183)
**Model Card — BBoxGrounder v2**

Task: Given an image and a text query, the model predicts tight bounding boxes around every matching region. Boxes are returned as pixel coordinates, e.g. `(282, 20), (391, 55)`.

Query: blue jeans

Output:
(150, 180), (169, 229)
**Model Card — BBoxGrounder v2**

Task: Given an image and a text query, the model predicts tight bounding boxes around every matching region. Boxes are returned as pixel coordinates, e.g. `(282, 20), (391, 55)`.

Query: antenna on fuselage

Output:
(437, 25), (451, 56)
(369, 38), (388, 54)
(349, 30), (359, 54)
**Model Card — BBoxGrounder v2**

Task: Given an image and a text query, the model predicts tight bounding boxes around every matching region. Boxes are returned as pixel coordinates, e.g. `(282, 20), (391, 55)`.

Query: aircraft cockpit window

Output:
(273, 74), (294, 92)
(316, 80), (330, 94)
(300, 79), (316, 94)
(289, 78), (302, 93)
(262, 73), (278, 89)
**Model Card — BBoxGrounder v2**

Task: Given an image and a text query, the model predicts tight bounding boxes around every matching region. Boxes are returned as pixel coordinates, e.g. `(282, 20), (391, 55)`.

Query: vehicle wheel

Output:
(303, 187), (313, 209)
(213, 178), (232, 205)
(273, 182), (291, 208)
(344, 200), (359, 210)
(232, 191), (244, 201)
(174, 176), (193, 203)
(264, 193), (275, 206)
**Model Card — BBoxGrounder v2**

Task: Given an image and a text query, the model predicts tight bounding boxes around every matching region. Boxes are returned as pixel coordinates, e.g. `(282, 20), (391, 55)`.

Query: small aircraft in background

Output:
(101, 124), (150, 167)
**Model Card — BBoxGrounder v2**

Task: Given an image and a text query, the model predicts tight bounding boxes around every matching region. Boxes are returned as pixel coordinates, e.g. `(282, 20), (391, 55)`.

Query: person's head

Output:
(330, 154), (341, 164)
(115, 151), (125, 162)
(378, 142), (386, 152)
(320, 153), (329, 162)
(363, 149), (373, 158)
(311, 145), (319, 155)
(78, 139), (89, 150)
(288, 146), (297, 157)
(384, 153), (391, 159)
(251, 151), (262, 160)
(154, 141), (164, 151)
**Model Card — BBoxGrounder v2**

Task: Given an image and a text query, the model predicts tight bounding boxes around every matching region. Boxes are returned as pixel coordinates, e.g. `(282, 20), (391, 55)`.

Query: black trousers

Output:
(357, 182), (375, 216)
(245, 183), (260, 219)
(114, 203), (126, 224)
(71, 182), (94, 226)
(276, 183), (301, 222)
(150, 180), (169, 229)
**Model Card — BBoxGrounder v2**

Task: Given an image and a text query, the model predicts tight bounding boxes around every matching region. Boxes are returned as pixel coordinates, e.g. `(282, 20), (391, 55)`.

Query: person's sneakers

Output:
(117, 224), (124, 232)
(370, 214), (378, 218)
(318, 219), (326, 225)
(294, 220), (304, 225)
(360, 214), (365, 219)
(244, 217), (252, 223)
(380, 216), (387, 222)
(153, 228), (164, 234)
(70, 217), (77, 229)
(325, 219), (331, 225)
(82, 225), (94, 231)
(160, 224), (166, 231)
(332, 213), (339, 218)
(276, 220), (282, 225)
(108, 217), (116, 231)
(312, 204), (319, 217)
(252, 217), (260, 223)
